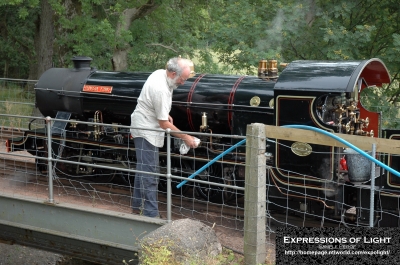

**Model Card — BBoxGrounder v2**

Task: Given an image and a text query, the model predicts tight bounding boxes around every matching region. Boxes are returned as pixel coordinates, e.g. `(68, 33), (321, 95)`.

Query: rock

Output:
(139, 219), (222, 264)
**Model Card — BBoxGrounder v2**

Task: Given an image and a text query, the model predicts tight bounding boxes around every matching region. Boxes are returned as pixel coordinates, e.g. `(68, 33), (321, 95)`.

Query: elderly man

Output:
(130, 57), (198, 217)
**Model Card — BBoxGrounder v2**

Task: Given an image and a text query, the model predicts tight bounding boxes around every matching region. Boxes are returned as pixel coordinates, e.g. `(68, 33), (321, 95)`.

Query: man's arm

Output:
(158, 119), (198, 148)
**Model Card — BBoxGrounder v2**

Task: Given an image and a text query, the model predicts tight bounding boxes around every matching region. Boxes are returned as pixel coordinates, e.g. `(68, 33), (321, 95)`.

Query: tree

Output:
(0, 3), (37, 79)
(112, 0), (161, 71)
(203, 0), (400, 75)
(0, 0), (54, 80)
(49, 0), (164, 71)
(49, 0), (212, 72)
(1, 0), (400, 80)
(34, 0), (54, 79)
(126, 0), (214, 72)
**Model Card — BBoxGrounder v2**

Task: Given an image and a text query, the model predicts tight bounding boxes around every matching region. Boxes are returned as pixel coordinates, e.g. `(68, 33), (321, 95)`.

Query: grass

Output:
(123, 245), (246, 265)
(122, 233), (275, 265)
(130, 246), (276, 265)
(0, 83), (36, 129)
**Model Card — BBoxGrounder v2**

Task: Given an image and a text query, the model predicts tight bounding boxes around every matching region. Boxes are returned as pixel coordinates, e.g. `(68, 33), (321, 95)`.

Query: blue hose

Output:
(283, 125), (400, 178)
(176, 139), (246, 189)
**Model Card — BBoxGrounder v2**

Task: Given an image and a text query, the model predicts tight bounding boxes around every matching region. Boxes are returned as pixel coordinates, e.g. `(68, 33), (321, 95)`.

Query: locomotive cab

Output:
(268, 59), (391, 220)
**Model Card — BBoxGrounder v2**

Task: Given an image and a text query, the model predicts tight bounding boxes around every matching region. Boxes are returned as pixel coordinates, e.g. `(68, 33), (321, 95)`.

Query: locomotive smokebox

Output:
(35, 56), (96, 119)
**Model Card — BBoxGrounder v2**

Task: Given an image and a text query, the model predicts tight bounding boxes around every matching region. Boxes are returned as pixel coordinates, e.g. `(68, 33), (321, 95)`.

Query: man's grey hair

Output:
(166, 57), (190, 76)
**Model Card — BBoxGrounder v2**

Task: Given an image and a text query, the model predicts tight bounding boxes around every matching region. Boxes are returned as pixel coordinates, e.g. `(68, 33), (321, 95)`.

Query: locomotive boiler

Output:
(6, 56), (400, 226)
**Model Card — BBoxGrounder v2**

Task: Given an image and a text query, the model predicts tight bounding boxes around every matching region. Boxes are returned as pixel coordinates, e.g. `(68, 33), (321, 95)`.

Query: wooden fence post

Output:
(244, 123), (266, 264)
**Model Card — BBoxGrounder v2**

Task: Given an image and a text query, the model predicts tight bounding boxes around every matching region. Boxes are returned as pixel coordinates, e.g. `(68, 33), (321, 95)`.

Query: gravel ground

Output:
(0, 243), (105, 265)
(0, 243), (63, 265)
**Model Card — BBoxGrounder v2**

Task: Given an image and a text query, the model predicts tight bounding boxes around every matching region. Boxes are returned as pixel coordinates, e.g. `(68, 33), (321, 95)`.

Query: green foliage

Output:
(51, 0), (117, 69)
(0, 0), (24, 6)
(1, 0), (400, 86)
(139, 238), (179, 265)
(0, 3), (38, 78)
(279, 0), (400, 66)
(45, 0), (214, 71)
(204, 0), (277, 73)
(127, 0), (213, 72)
(136, 239), (246, 265)
(361, 82), (400, 129)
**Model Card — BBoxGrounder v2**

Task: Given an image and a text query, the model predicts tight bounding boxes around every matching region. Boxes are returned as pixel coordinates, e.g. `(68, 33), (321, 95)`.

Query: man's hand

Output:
(183, 135), (200, 148)
(158, 118), (199, 148)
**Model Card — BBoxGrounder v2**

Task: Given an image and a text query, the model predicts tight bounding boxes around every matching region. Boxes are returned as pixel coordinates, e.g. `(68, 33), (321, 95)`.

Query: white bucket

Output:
(345, 148), (372, 183)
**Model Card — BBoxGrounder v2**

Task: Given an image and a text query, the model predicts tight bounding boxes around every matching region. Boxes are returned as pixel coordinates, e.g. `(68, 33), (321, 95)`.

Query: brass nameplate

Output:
(291, 142), (312, 156)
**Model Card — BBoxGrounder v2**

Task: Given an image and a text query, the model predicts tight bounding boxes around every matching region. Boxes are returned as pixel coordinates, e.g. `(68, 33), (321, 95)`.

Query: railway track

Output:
(0, 127), (25, 139)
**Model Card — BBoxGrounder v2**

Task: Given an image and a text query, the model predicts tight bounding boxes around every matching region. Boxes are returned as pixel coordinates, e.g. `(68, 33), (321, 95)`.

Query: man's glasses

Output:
(174, 72), (188, 83)
(178, 76), (187, 82)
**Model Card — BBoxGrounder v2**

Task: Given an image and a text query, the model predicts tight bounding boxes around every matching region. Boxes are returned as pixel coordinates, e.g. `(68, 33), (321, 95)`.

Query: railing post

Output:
(369, 143), (376, 227)
(46, 116), (54, 204)
(166, 128), (172, 222)
(244, 123), (266, 264)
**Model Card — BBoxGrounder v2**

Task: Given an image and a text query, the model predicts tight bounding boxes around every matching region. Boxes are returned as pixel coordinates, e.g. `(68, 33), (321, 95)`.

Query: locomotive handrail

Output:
(284, 125), (400, 178)
(172, 101), (274, 109)
(0, 101), (34, 106)
(0, 77), (38, 82)
(35, 87), (274, 109)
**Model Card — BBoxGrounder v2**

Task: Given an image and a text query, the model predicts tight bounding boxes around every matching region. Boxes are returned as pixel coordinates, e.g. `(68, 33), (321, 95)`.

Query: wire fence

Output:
(2, 78), (400, 264)
(3, 114), (400, 263)
(0, 113), (254, 259)
(0, 78), (39, 129)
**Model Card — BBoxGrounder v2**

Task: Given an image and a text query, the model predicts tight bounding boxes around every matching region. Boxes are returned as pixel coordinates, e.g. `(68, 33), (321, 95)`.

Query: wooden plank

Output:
(264, 125), (400, 155)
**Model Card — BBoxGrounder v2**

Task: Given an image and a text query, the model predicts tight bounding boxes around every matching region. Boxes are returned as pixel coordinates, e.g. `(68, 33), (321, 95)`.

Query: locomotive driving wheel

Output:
(158, 157), (191, 195)
(85, 149), (118, 183)
(115, 156), (135, 186)
(195, 162), (240, 204)
(89, 167), (117, 183)
(80, 144), (115, 183)
(90, 137), (133, 186)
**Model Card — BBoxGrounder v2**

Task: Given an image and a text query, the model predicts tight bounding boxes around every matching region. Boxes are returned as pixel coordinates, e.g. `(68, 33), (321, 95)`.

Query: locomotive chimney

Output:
(72, 56), (93, 70)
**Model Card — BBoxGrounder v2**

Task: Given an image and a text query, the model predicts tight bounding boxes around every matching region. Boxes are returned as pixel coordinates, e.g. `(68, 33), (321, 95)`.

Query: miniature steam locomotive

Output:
(6, 56), (400, 226)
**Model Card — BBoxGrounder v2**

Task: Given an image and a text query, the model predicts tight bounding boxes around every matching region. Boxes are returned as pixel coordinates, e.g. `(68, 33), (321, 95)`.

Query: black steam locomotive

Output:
(6, 56), (400, 226)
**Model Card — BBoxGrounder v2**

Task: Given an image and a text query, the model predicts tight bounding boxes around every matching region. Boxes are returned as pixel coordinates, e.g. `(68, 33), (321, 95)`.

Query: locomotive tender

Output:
(6, 56), (400, 226)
